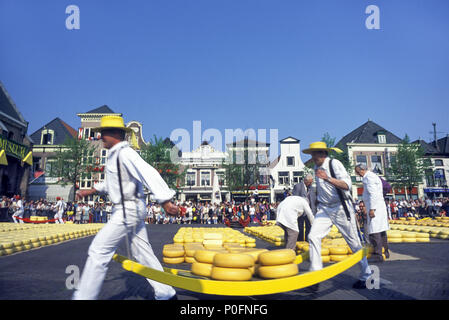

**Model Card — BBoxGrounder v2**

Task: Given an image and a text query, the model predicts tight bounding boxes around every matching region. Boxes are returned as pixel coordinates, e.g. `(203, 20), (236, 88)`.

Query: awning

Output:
(0, 150), (7, 166)
(23, 151), (33, 166)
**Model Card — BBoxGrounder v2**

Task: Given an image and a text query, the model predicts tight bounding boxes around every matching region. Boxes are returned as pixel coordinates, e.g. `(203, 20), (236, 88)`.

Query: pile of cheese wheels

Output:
(0, 223), (104, 256)
(245, 225), (343, 247)
(244, 226), (286, 246)
(296, 239), (354, 263)
(389, 218), (449, 240)
(387, 231), (430, 243)
(191, 248), (298, 280)
(173, 228), (257, 248)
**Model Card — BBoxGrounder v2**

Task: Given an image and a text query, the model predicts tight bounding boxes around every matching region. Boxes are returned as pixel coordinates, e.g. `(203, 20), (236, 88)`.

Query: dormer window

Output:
(41, 129), (54, 145)
(377, 134), (386, 144)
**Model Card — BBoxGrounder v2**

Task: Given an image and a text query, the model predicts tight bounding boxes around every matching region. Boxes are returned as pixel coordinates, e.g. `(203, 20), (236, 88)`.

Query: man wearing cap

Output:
(54, 197), (65, 224)
(303, 142), (372, 291)
(73, 115), (179, 300)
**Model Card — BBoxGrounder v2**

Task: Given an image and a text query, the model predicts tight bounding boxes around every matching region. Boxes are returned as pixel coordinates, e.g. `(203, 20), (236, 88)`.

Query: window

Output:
(186, 172), (196, 186)
(356, 155), (367, 166)
(435, 169), (447, 187)
(41, 129), (54, 145)
(377, 134), (386, 144)
(84, 128), (90, 140)
(45, 159), (57, 177)
(371, 155), (383, 174)
(292, 171), (302, 184)
(287, 157), (294, 166)
(434, 159), (444, 167)
(101, 149), (108, 165)
(258, 152), (268, 164)
(216, 171), (226, 186)
(80, 172), (93, 189)
(200, 171), (211, 186)
(278, 172), (289, 185)
(425, 169), (435, 187)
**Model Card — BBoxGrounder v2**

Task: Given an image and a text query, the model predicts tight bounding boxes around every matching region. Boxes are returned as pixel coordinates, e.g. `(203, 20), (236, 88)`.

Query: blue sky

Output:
(1, 0), (448, 161)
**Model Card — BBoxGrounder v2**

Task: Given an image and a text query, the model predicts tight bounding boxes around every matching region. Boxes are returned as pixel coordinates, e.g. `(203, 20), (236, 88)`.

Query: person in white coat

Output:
(73, 115), (179, 300)
(276, 195), (314, 250)
(355, 164), (390, 262)
(54, 197), (65, 224)
(303, 142), (372, 291)
(12, 195), (24, 224)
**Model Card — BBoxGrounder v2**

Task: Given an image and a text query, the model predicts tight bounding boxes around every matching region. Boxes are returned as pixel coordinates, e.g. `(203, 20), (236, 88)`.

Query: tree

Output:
(387, 135), (432, 200)
(140, 135), (185, 193)
(321, 133), (353, 172)
(222, 149), (263, 200)
(52, 138), (96, 202)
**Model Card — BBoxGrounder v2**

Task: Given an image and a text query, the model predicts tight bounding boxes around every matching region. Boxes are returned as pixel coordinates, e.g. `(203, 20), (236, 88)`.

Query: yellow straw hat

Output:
(302, 141), (343, 155)
(92, 115), (132, 133)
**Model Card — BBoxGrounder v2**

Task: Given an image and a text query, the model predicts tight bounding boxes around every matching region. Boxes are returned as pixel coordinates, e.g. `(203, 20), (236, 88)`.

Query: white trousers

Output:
(308, 204), (372, 281)
(73, 200), (176, 300)
(54, 212), (65, 224)
(13, 210), (24, 224)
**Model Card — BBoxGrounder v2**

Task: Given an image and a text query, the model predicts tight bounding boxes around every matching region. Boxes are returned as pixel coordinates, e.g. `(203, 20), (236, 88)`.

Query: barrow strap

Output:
(116, 148), (132, 260)
(329, 159), (351, 221)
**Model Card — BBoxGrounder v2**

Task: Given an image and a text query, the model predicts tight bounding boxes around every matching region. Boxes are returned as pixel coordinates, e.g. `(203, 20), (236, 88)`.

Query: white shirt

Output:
(94, 142), (175, 205)
(315, 157), (352, 207)
(56, 200), (65, 214)
(276, 196), (314, 232)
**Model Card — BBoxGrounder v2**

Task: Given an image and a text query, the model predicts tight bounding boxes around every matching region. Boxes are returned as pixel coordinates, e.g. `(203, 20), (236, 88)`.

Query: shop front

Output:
(424, 187), (449, 199)
(0, 136), (32, 196)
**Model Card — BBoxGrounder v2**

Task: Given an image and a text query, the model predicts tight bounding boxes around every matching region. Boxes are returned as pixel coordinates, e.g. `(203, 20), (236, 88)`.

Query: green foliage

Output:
(387, 134), (432, 199)
(222, 149), (263, 195)
(52, 137), (96, 201)
(140, 135), (185, 191)
(321, 133), (353, 172)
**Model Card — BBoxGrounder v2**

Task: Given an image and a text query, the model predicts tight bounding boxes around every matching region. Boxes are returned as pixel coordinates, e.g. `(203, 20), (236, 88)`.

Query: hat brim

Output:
(92, 126), (133, 133)
(303, 147), (343, 155)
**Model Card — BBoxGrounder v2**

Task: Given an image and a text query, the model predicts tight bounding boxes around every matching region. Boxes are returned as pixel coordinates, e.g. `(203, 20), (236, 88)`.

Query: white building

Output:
(269, 137), (305, 202)
(178, 142), (230, 203)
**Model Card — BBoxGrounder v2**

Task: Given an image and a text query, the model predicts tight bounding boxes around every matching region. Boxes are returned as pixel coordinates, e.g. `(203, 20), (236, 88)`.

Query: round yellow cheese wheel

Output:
(329, 247), (348, 255)
(194, 250), (221, 264)
(402, 238), (416, 243)
(213, 253), (255, 268)
(257, 263), (298, 279)
(184, 256), (196, 264)
(388, 238), (402, 243)
(191, 262), (213, 277)
(163, 248), (185, 258)
(321, 255), (331, 263)
(259, 249), (296, 266)
(162, 257), (185, 264)
(211, 266), (253, 281)
(330, 254), (347, 262)
(321, 248), (330, 256)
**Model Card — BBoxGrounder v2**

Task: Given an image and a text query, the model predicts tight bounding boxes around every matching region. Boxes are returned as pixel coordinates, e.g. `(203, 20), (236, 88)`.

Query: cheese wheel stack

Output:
(162, 244), (185, 264)
(257, 249), (298, 279)
(211, 253), (254, 281)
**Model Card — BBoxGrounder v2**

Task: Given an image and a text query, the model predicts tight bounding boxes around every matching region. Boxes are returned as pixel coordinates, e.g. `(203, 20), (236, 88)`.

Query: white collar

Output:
(108, 141), (129, 155)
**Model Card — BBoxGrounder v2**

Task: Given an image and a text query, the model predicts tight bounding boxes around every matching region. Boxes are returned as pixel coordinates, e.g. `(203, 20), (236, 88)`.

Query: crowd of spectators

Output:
(146, 199), (278, 225)
(355, 197), (449, 223)
(1, 194), (447, 225)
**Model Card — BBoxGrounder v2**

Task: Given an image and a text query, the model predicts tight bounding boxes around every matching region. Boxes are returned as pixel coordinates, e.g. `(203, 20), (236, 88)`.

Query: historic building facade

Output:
(178, 141), (230, 203)
(0, 82), (33, 197)
(28, 117), (78, 201)
(269, 137), (306, 202)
